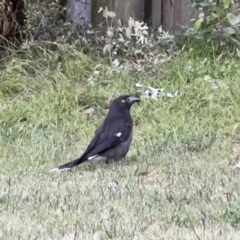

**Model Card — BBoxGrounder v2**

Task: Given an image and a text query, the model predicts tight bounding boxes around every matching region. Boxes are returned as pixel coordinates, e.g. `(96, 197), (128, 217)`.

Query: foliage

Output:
(0, 0), (25, 45)
(23, 0), (66, 42)
(183, 0), (240, 45)
(20, 2), (177, 67)
(97, 7), (176, 65)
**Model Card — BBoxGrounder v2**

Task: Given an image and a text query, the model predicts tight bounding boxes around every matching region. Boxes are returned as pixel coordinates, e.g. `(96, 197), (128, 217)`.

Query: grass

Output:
(1, 42), (240, 239)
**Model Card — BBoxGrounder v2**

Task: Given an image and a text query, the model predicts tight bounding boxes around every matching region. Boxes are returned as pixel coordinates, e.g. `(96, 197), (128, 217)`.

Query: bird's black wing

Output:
(83, 118), (132, 158)
(51, 118), (132, 171)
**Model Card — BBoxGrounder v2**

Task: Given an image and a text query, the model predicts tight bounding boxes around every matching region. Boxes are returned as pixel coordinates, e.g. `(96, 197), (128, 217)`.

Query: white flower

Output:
(204, 75), (212, 81)
(199, 13), (205, 21)
(112, 59), (120, 67)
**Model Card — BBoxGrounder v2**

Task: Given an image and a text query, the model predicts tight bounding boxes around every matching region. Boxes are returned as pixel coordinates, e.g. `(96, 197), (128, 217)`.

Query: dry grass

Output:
(1, 139), (240, 239)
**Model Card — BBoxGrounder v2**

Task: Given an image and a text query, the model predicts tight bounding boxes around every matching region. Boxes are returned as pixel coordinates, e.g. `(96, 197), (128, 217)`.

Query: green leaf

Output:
(195, 34), (204, 40)
(223, 27), (236, 35)
(206, 25), (214, 33)
(195, 19), (202, 31)
(236, 15), (240, 24)
(220, 65), (226, 72)
(183, 28), (195, 36)
(224, 0), (231, 9)
(215, 6), (226, 17)
(200, 3), (210, 7)
(227, 13), (240, 25)
(211, 13), (219, 19)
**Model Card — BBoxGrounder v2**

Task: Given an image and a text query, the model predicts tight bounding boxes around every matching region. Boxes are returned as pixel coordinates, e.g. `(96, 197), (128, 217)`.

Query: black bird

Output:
(51, 95), (141, 172)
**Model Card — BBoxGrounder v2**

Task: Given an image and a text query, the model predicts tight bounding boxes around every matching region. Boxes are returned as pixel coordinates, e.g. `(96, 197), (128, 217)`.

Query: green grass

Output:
(1, 43), (240, 239)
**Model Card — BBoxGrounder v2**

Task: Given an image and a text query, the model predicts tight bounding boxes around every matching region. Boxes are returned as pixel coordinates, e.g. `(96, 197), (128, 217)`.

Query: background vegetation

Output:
(1, 0), (240, 239)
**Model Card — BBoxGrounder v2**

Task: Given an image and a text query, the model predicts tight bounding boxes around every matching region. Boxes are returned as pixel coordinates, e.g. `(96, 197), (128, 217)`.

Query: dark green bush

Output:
(183, 0), (240, 45)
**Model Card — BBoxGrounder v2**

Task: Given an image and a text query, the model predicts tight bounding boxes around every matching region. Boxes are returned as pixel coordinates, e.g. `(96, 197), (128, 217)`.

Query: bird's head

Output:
(111, 95), (141, 111)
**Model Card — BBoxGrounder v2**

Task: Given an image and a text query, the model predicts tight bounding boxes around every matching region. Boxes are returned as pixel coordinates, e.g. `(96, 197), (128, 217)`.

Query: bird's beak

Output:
(128, 96), (141, 104)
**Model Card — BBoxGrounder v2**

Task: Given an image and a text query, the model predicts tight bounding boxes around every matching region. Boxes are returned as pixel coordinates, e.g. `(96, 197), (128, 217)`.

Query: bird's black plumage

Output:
(51, 95), (141, 172)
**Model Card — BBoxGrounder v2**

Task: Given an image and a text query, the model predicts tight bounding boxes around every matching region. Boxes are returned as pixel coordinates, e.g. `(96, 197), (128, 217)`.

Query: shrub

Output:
(183, 0), (240, 45)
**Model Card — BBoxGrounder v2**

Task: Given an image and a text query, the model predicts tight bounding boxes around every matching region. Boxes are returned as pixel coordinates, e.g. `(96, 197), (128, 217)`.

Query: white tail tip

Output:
(50, 167), (71, 173)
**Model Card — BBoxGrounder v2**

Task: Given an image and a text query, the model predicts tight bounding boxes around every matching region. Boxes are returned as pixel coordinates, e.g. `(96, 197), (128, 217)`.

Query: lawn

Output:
(1, 42), (240, 239)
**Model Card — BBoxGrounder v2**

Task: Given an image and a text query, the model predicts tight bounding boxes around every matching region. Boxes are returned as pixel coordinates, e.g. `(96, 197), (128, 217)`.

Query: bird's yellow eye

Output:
(121, 99), (126, 103)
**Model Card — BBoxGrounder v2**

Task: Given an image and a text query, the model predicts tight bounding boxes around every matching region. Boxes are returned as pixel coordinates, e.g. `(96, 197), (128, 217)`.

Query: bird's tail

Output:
(50, 155), (88, 173)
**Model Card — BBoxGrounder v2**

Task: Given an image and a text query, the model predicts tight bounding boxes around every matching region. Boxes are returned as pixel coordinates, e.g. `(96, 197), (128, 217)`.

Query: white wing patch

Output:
(116, 132), (122, 137)
(88, 154), (98, 161)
